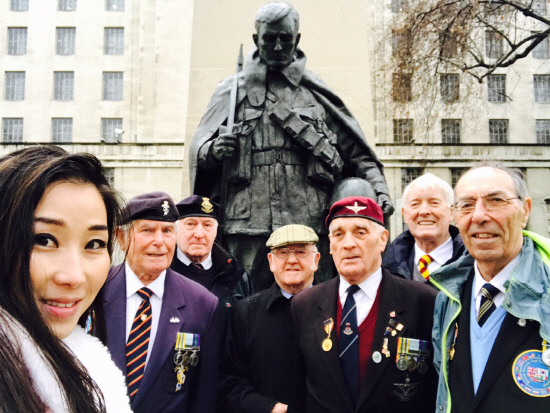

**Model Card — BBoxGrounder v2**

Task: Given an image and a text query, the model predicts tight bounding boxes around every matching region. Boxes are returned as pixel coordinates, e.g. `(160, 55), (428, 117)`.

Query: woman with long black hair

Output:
(0, 146), (131, 412)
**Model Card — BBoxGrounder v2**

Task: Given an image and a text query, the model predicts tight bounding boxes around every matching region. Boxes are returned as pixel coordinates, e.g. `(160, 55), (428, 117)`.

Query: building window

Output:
(106, 0), (124, 11)
(392, 73), (412, 102)
(393, 119), (414, 143)
(451, 167), (468, 187)
(392, 29), (411, 57)
(440, 74), (460, 103)
(53, 72), (74, 101)
(7, 28), (27, 55)
(487, 74), (506, 102)
(104, 28), (124, 55)
(533, 0), (547, 15)
(101, 118), (123, 143)
(489, 119), (508, 144)
(532, 35), (549, 59)
(103, 167), (115, 187)
(536, 119), (550, 143)
(486, 31), (504, 59)
(102, 72), (123, 101)
(5, 72), (25, 100)
(439, 31), (458, 58)
(401, 167), (424, 189)
(391, 0), (409, 13)
(58, 0), (77, 10)
(56, 27), (76, 55)
(441, 119), (461, 144)
(52, 118), (73, 143)
(534, 75), (550, 103)
(2, 118), (23, 143)
(10, 0), (29, 11)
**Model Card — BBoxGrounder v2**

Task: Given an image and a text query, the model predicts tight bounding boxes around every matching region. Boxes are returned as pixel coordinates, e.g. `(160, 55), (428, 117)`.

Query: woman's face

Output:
(30, 181), (110, 339)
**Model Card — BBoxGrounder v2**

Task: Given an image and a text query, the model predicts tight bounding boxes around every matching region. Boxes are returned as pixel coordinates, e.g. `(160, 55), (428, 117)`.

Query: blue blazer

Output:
(104, 264), (220, 413)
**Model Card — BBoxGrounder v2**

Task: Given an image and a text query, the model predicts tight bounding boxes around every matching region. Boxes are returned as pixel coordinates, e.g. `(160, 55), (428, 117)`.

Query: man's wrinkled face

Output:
(254, 17), (300, 70)
(402, 185), (452, 248)
(329, 217), (388, 285)
(454, 167), (531, 276)
(177, 217), (217, 264)
(268, 243), (319, 295)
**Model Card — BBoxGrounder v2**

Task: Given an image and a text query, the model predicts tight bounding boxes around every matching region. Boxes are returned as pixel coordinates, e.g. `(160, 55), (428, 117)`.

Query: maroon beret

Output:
(325, 196), (384, 228)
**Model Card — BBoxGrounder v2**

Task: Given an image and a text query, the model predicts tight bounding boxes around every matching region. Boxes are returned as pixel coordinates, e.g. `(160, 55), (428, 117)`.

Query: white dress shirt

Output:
(473, 253), (521, 317)
(176, 248), (213, 269)
(125, 262), (166, 368)
(338, 267), (383, 325)
(414, 235), (453, 275)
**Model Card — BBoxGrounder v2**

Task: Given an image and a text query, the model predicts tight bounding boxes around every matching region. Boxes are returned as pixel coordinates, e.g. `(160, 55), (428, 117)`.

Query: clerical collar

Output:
(177, 248), (213, 270)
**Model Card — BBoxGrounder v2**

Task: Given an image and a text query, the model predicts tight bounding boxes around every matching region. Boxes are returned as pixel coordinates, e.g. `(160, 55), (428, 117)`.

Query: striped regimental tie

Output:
(418, 255), (433, 280)
(478, 283), (499, 327)
(339, 284), (361, 406)
(126, 287), (153, 400)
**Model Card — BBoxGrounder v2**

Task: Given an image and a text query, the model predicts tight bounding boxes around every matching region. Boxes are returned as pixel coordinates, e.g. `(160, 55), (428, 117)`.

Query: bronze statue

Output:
(189, 2), (394, 290)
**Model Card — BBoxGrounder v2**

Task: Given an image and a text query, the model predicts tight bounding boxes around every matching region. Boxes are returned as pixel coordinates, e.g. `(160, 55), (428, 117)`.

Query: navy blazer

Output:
(104, 264), (220, 413)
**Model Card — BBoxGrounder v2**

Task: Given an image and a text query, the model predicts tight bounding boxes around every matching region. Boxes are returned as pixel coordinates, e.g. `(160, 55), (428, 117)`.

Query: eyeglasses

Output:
(453, 196), (519, 214)
(271, 247), (312, 260)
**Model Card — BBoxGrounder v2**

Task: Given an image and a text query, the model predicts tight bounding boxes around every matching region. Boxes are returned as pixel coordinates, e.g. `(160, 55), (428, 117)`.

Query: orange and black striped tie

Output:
(418, 255), (433, 280)
(126, 287), (153, 400)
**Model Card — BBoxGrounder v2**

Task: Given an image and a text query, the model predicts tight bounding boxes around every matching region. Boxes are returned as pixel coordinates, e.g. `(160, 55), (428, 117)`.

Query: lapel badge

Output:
(393, 376), (420, 402)
(390, 311), (396, 317)
(170, 317), (180, 324)
(372, 351), (382, 364)
(396, 323), (404, 331)
(201, 197), (214, 213)
(162, 200), (170, 216)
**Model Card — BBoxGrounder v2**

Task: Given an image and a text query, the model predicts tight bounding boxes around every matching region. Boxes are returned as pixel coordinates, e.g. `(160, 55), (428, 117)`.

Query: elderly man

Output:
(103, 192), (219, 413)
(383, 173), (465, 283)
(292, 196), (438, 413)
(219, 225), (320, 413)
(170, 195), (253, 330)
(431, 164), (550, 412)
(189, 2), (393, 290)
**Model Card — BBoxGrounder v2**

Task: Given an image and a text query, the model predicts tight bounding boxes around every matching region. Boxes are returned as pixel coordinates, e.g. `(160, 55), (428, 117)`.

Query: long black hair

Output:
(0, 146), (124, 412)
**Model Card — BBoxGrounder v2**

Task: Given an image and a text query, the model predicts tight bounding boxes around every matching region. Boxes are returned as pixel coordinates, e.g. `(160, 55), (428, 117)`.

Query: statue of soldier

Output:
(189, 2), (394, 291)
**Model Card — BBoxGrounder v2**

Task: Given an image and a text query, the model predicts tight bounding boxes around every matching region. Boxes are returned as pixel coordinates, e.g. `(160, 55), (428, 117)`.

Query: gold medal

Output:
(322, 338), (332, 352)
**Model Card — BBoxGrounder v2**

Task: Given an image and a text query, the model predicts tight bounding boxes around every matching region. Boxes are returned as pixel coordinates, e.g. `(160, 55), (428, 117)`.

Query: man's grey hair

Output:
(456, 162), (529, 202)
(254, 2), (299, 32)
(402, 173), (454, 208)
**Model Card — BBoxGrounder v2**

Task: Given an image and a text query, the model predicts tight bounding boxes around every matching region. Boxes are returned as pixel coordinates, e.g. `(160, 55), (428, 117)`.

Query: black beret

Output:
(123, 191), (179, 224)
(176, 195), (218, 220)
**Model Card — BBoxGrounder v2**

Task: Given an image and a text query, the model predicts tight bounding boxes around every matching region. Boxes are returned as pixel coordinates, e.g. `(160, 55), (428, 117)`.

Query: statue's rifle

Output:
(218, 44), (244, 230)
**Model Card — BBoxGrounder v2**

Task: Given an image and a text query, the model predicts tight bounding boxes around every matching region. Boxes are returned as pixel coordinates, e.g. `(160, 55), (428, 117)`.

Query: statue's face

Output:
(254, 17), (300, 70)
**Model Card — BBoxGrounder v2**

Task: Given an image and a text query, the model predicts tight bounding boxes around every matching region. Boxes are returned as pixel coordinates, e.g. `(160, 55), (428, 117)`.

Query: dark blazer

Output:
(104, 264), (220, 413)
(292, 269), (438, 413)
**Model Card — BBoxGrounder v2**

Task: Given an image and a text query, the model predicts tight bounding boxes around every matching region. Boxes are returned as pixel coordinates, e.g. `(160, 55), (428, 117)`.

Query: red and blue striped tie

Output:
(126, 287), (153, 400)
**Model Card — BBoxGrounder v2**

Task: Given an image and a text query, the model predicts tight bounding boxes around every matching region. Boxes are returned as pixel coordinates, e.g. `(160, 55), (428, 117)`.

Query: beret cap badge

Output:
(201, 198), (214, 214)
(162, 200), (170, 216)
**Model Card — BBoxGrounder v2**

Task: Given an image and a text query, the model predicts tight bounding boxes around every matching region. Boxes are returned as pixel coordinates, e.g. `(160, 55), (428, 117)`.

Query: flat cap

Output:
(266, 224), (319, 249)
(176, 195), (218, 220)
(123, 191), (179, 224)
(325, 196), (384, 228)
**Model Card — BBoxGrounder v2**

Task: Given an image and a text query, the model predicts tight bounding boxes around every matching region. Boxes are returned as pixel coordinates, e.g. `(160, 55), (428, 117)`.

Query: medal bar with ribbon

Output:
(322, 319), (334, 352)
(173, 333), (201, 392)
(396, 337), (430, 374)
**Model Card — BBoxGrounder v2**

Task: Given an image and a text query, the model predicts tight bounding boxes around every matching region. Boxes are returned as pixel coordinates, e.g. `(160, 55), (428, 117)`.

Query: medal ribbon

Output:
(176, 332), (200, 350)
(324, 319), (334, 336)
